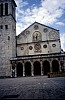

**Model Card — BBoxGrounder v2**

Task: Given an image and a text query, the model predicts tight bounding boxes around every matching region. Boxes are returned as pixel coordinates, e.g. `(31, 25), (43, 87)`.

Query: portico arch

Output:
(52, 60), (59, 72)
(17, 62), (23, 77)
(33, 61), (41, 76)
(25, 62), (31, 76)
(43, 60), (50, 75)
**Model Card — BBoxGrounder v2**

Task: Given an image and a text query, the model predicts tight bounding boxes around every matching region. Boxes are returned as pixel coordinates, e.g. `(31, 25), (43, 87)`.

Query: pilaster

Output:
(40, 61), (43, 76)
(15, 63), (17, 77)
(49, 60), (52, 72)
(31, 62), (34, 76)
(10, 64), (12, 77)
(23, 63), (25, 76)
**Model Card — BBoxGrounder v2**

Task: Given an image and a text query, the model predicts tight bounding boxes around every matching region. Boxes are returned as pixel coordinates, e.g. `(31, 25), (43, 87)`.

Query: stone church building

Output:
(0, 0), (65, 77)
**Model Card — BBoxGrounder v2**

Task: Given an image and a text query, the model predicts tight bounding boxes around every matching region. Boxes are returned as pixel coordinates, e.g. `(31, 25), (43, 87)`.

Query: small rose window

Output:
(43, 28), (48, 32)
(29, 46), (33, 50)
(52, 44), (56, 47)
(34, 25), (39, 30)
(43, 44), (47, 48)
(21, 47), (24, 50)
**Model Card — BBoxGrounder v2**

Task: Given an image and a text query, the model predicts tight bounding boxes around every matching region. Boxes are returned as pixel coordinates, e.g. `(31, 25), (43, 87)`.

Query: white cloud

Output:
(15, 0), (65, 50)
(56, 22), (65, 26)
(15, 0), (65, 33)
(60, 33), (65, 51)
(15, 0), (28, 7)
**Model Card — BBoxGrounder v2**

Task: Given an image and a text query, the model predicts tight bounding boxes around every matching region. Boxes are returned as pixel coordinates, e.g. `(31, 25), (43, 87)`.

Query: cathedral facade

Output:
(0, 0), (65, 77)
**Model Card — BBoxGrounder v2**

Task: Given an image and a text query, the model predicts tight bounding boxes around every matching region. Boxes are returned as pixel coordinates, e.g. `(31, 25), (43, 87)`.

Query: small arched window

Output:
(8, 36), (10, 40)
(5, 3), (8, 15)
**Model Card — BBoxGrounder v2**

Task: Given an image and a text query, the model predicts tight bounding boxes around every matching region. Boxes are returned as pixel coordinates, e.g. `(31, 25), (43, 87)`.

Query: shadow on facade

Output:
(43, 60), (50, 75)
(52, 60), (59, 72)
(25, 62), (31, 76)
(15, 59), (61, 77)
(34, 61), (41, 76)
(17, 63), (23, 77)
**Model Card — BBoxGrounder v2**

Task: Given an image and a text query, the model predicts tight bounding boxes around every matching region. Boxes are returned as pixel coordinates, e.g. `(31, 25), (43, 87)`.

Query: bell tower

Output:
(0, 0), (17, 77)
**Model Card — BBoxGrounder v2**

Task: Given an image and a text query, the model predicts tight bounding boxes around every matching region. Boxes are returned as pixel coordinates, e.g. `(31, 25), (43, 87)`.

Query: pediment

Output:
(17, 22), (59, 44)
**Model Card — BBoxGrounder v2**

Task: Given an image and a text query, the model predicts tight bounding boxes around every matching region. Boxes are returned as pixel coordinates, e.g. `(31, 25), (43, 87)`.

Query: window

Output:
(12, 5), (15, 18)
(52, 44), (56, 47)
(48, 51), (49, 53)
(21, 47), (24, 50)
(0, 4), (3, 16)
(0, 25), (3, 29)
(34, 25), (39, 30)
(8, 36), (10, 40)
(33, 31), (42, 41)
(26, 30), (30, 34)
(5, 3), (8, 15)
(43, 44), (47, 48)
(43, 28), (48, 32)
(34, 43), (41, 51)
(5, 25), (8, 29)
(29, 46), (33, 50)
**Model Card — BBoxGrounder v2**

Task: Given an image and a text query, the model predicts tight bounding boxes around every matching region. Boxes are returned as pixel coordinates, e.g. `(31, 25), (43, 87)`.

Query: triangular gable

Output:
(17, 22), (59, 38)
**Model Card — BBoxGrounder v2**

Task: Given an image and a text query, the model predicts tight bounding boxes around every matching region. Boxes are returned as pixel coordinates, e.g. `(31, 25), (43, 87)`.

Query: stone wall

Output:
(0, 15), (16, 77)
(17, 22), (61, 56)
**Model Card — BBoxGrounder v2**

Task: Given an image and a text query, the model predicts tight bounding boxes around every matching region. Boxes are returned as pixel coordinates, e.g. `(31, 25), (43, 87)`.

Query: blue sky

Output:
(15, 0), (65, 51)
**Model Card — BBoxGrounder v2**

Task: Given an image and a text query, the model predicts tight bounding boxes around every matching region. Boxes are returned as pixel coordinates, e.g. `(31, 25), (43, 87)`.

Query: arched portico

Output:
(17, 62), (23, 77)
(11, 56), (64, 77)
(43, 60), (50, 75)
(52, 60), (59, 72)
(25, 62), (31, 76)
(33, 61), (41, 76)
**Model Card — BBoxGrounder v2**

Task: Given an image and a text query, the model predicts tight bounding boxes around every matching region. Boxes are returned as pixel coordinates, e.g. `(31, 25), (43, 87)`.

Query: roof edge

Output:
(12, 0), (17, 7)
(17, 21), (59, 38)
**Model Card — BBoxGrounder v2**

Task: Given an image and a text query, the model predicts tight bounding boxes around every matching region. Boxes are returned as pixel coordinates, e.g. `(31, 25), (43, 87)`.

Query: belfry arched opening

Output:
(17, 62), (23, 77)
(25, 62), (31, 76)
(34, 61), (41, 76)
(43, 60), (50, 75)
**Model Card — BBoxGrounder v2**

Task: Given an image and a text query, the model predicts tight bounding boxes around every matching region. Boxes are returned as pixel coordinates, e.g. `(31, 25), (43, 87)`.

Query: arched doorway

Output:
(43, 60), (50, 75)
(52, 60), (59, 72)
(34, 61), (41, 76)
(17, 62), (23, 77)
(25, 62), (31, 76)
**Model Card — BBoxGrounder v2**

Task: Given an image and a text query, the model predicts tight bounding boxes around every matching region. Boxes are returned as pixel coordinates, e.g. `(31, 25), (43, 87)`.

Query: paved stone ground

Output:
(0, 76), (65, 99)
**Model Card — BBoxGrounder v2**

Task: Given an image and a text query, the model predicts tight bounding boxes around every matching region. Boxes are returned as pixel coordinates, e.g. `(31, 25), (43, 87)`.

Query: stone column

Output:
(23, 63), (25, 76)
(64, 58), (65, 72)
(31, 62), (34, 76)
(64, 65), (65, 72)
(50, 61), (52, 72)
(15, 64), (17, 77)
(59, 61), (62, 72)
(40, 61), (43, 76)
(11, 62), (16, 77)
(10, 64), (12, 77)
